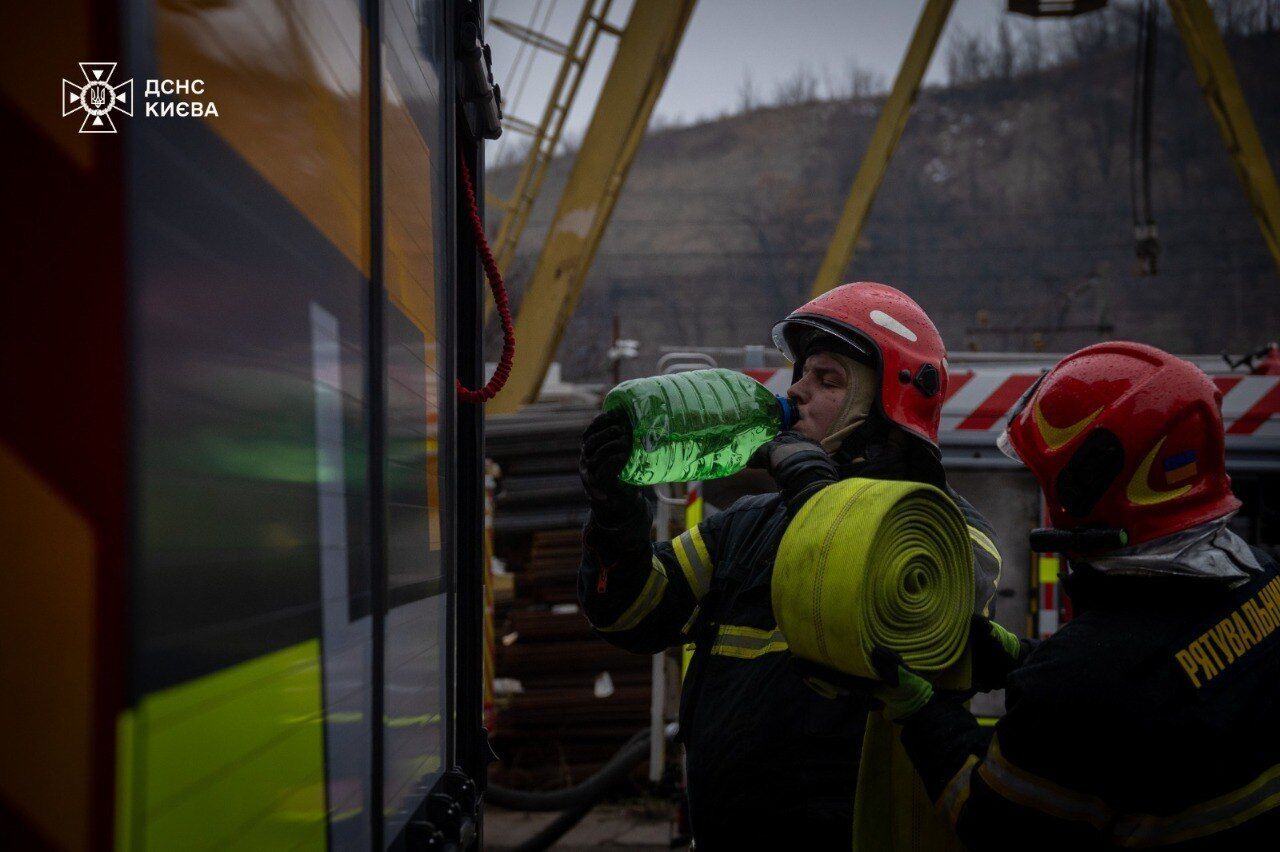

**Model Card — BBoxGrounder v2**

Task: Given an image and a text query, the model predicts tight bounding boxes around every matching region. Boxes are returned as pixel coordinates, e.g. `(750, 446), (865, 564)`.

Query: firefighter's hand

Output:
(870, 647), (934, 723)
(580, 409), (643, 523)
(791, 657), (876, 706)
(748, 431), (837, 512)
(969, 615), (1035, 692)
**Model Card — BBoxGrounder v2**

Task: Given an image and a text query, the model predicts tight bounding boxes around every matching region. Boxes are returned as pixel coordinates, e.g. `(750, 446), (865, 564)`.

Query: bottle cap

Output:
(776, 395), (796, 431)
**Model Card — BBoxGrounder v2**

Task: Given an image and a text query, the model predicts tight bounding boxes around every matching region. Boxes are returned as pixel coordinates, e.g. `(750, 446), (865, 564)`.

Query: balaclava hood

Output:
(800, 342), (946, 488)
(818, 352), (878, 453)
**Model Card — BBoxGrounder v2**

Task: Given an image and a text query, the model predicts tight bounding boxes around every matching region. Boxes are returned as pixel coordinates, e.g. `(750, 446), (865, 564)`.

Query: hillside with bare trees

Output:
(487, 4), (1280, 382)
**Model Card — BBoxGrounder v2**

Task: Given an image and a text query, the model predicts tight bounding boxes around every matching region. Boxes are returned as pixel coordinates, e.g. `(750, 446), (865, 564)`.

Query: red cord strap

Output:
(456, 151), (516, 404)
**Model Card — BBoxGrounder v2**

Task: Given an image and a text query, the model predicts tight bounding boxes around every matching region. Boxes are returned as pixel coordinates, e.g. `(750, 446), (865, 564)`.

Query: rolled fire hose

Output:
(772, 477), (974, 677)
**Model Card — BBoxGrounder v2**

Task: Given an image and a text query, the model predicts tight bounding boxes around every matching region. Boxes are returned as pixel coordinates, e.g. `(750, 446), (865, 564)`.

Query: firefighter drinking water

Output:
(834, 342), (1280, 850)
(577, 283), (1001, 848)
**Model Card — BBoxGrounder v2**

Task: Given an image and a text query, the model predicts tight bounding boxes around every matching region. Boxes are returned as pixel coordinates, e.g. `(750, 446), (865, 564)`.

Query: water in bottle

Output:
(603, 368), (795, 485)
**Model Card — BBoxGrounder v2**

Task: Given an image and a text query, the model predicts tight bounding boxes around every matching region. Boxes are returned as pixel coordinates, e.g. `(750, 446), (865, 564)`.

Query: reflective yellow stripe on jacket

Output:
(968, 524), (1002, 612)
(971, 734), (1280, 846)
(597, 556), (668, 633)
(967, 525), (1000, 566)
(1112, 760), (1280, 847)
(938, 754), (981, 828)
(978, 734), (1113, 830)
(710, 624), (789, 659)
(673, 525), (713, 600)
(598, 523), (714, 636)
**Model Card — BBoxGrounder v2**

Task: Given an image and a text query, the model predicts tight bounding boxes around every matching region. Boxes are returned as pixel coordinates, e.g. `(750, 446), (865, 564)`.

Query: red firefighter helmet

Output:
(772, 282), (948, 450)
(1000, 342), (1240, 545)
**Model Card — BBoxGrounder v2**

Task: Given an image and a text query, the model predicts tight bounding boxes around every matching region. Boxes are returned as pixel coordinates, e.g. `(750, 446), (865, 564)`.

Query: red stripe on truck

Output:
(955, 374), (1038, 431)
(1226, 380), (1280, 435)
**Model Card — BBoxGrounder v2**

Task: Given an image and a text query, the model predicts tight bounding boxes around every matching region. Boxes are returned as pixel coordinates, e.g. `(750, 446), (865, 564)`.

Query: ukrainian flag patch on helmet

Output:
(1163, 449), (1198, 484)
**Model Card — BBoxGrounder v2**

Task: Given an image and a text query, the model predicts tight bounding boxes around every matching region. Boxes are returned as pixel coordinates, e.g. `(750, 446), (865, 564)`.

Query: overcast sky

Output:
(484, 0), (1065, 162)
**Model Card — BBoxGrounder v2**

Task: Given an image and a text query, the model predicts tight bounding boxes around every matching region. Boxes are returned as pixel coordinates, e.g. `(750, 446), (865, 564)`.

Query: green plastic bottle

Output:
(603, 368), (796, 486)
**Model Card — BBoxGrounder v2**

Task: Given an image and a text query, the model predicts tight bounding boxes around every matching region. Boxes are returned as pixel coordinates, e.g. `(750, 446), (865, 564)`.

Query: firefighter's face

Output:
(787, 351), (849, 444)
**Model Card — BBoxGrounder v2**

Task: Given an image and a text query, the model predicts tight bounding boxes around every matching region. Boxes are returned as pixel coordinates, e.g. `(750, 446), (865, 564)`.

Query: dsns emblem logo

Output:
(62, 62), (133, 133)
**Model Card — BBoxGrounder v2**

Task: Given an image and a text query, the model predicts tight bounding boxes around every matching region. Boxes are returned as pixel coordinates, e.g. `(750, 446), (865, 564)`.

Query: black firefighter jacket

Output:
(578, 465), (1002, 849)
(900, 547), (1280, 850)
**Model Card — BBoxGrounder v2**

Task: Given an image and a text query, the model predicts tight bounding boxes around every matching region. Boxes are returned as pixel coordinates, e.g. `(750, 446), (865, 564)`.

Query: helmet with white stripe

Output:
(773, 282), (949, 452)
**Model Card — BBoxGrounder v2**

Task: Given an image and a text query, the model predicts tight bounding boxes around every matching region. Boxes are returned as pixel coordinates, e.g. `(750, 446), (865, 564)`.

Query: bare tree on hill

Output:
(774, 64), (821, 106)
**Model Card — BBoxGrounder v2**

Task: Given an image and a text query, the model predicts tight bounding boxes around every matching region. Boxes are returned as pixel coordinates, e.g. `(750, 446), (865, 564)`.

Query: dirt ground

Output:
(483, 799), (680, 851)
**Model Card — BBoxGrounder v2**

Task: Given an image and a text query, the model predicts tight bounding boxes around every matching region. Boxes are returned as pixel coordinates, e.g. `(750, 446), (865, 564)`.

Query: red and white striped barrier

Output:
(743, 368), (1280, 438)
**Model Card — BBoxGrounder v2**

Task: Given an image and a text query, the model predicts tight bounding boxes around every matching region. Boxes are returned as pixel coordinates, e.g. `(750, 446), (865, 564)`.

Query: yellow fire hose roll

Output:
(772, 477), (973, 678)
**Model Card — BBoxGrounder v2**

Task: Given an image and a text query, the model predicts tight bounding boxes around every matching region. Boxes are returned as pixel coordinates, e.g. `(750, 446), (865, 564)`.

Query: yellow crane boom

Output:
(489, 0), (696, 414)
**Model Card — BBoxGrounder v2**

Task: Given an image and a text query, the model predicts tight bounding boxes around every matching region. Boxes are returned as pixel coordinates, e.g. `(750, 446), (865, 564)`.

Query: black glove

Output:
(869, 646), (936, 723)
(579, 409), (644, 525)
(969, 615), (1035, 692)
(748, 431), (837, 513)
(790, 657), (876, 706)
(791, 652), (937, 724)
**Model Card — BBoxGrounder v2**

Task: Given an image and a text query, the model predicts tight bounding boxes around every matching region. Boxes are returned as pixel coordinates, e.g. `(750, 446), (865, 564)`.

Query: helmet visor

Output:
(996, 428), (1024, 465)
(772, 316), (875, 364)
(997, 370), (1048, 467)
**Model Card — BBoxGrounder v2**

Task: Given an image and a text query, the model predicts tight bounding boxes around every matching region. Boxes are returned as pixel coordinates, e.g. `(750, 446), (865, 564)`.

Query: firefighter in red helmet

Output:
(864, 341), (1280, 850)
(577, 283), (1002, 848)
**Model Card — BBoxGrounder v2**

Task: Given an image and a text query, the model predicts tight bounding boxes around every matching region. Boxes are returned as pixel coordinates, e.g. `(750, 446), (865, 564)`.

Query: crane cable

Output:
(490, 0), (559, 164)
(457, 148), (516, 403)
(1130, 0), (1160, 275)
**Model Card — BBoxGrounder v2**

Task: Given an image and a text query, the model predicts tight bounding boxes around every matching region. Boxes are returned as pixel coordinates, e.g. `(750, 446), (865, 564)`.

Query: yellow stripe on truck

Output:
(118, 641), (327, 850)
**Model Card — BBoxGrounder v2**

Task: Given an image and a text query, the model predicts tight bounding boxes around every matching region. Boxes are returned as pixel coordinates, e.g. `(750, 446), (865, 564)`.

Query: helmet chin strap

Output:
(820, 416), (867, 454)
